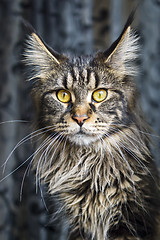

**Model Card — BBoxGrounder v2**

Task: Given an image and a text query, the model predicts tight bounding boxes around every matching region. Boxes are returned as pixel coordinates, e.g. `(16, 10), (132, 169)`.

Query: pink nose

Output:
(72, 114), (89, 126)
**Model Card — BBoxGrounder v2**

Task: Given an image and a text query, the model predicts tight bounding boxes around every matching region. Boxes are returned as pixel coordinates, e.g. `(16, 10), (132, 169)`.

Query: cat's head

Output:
(24, 15), (139, 146)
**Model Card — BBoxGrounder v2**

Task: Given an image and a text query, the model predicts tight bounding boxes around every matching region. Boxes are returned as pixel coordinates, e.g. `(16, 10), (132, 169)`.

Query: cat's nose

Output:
(72, 114), (89, 127)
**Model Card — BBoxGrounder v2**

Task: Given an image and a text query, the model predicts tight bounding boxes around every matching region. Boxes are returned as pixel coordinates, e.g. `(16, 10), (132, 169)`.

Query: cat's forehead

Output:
(47, 55), (121, 91)
(66, 67), (99, 90)
(61, 56), (107, 90)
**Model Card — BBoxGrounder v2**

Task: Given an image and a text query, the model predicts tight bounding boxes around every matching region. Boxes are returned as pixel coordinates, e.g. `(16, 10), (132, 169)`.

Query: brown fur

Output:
(24, 16), (160, 240)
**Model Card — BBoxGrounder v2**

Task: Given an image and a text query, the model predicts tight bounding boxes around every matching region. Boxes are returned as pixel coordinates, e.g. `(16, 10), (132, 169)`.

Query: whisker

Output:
(34, 135), (56, 192)
(105, 126), (154, 180)
(109, 126), (150, 155)
(36, 133), (60, 192)
(20, 161), (32, 201)
(0, 154), (33, 183)
(112, 121), (160, 139)
(120, 143), (155, 181)
(2, 125), (57, 174)
(43, 134), (65, 180)
(103, 132), (134, 176)
(35, 133), (65, 204)
(49, 134), (65, 165)
(102, 127), (155, 184)
(0, 120), (30, 125)
(20, 135), (53, 199)
(0, 130), (56, 183)
(39, 184), (49, 212)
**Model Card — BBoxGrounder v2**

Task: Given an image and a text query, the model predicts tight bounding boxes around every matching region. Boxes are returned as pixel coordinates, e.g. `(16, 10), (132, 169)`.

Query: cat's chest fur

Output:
(36, 139), (144, 239)
(24, 11), (160, 240)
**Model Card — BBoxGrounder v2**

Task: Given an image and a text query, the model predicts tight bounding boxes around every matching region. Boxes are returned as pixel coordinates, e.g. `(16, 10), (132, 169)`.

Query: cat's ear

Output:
(22, 20), (67, 80)
(95, 12), (139, 76)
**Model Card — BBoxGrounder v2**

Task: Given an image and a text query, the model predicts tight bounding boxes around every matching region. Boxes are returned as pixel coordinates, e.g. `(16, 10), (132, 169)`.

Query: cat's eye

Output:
(92, 89), (107, 103)
(57, 89), (71, 103)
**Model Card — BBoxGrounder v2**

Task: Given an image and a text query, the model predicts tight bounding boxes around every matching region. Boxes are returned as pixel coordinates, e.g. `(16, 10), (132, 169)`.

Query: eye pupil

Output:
(99, 92), (102, 98)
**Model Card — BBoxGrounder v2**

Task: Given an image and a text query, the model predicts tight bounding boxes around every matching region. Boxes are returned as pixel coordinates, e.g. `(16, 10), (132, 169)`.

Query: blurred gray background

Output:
(0, 0), (160, 239)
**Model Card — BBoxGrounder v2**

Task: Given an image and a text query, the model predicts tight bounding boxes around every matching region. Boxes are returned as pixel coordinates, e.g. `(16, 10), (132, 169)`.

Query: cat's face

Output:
(36, 59), (134, 146)
(25, 22), (139, 146)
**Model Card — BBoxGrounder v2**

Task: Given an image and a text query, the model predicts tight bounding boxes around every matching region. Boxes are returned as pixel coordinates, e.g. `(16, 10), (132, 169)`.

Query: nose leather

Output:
(72, 114), (89, 127)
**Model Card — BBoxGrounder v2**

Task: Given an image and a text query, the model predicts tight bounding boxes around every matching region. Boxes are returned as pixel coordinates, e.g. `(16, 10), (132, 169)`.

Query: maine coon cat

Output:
(24, 13), (160, 240)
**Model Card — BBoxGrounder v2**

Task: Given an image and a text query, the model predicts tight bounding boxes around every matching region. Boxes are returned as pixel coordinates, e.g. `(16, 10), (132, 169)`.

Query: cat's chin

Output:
(68, 133), (98, 146)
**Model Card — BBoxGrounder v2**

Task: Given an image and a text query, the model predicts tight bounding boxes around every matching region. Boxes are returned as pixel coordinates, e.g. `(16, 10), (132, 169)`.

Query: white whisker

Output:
(2, 125), (57, 174)
(0, 120), (29, 125)
(36, 133), (61, 192)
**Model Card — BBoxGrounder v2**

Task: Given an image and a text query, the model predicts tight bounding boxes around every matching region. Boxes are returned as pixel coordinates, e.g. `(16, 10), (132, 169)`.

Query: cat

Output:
(23, 12), (160, 240)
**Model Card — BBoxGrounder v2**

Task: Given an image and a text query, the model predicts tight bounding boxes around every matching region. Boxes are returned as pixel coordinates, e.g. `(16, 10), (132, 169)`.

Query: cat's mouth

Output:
(77, 128), (86, 135)
(67, 127), (99, 145)
(75, 129), (91, 139)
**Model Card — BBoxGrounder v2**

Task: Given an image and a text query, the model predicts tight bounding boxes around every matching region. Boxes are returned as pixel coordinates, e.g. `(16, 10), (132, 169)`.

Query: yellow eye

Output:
(92, 89), (107, 103)
(57, 89), (71, 103)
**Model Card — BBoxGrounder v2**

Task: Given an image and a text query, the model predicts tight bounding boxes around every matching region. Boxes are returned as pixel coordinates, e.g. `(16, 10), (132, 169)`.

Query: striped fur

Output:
(24, 17), (160, 240)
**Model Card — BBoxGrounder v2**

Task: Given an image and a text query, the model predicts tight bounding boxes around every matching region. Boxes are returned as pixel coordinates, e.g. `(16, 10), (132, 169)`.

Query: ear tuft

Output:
(22, 20), (66, 80)
(103, 11), (140, 76)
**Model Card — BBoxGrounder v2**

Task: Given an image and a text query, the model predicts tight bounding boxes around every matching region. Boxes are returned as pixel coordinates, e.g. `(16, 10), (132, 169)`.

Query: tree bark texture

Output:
(0, 0), (160, 239)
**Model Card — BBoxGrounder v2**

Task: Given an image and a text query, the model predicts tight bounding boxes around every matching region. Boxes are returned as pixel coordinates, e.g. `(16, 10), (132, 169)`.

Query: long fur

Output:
(24, 13), (160, 240)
